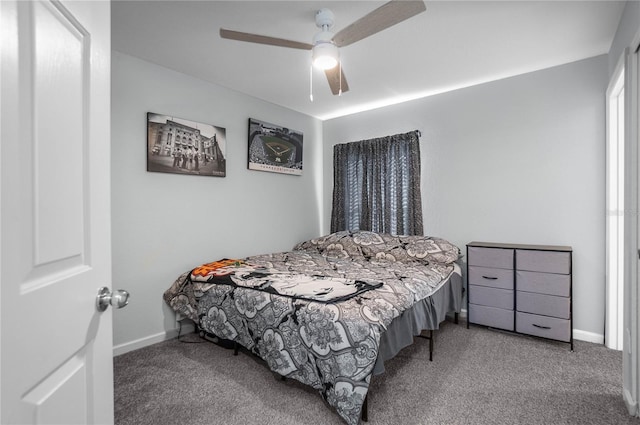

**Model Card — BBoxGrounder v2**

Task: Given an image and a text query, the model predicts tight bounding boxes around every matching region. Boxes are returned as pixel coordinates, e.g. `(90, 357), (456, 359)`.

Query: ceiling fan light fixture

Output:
(312, 42), (339, 70)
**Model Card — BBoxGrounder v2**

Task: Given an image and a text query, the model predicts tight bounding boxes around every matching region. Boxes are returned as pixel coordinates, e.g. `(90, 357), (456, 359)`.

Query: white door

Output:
(606, 58), (625, 351)
(623, 43), (640, 417)
(1, 0), (115, 423)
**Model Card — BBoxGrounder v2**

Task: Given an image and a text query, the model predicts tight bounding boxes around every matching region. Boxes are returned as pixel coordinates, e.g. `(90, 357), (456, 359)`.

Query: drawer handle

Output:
(532, 324), (551, 330)
(481, 275), (498, 280)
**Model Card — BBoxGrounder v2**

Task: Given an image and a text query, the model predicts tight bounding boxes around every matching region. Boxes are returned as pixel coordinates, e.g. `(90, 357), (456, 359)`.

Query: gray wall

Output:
(111, 52), (323, 352)
(322, 56), (608, 340)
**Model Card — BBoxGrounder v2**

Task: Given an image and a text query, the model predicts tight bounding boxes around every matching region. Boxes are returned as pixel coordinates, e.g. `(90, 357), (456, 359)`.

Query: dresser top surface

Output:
(467, 241), (572, 252)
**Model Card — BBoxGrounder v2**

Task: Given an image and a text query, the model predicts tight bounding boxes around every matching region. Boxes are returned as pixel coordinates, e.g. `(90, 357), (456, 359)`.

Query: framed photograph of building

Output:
(248, 118), (303, 175)
(147, 112), (226, 177)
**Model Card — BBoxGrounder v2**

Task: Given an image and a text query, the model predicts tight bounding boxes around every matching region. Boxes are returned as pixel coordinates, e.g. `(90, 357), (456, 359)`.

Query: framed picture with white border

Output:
(248, 118), (303, 175)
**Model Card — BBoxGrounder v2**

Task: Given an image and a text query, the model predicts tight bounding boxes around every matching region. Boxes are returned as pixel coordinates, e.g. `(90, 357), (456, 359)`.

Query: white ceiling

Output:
(111, 1), (626, 120)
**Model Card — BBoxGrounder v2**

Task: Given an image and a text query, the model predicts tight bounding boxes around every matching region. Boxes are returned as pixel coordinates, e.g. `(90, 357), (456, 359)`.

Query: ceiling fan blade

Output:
(325, 66), (350, 96)
(220, 28), (313, 50)
(332, 0), (426, 48)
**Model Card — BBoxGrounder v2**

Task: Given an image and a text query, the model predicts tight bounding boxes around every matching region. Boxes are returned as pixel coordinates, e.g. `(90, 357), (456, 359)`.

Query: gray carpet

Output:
(114, 321), (639, 425)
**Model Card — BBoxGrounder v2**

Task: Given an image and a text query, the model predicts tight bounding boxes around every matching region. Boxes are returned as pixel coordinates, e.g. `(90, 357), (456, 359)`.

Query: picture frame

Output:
(248, 118), (303, 175)
(147, 112), (226, 177)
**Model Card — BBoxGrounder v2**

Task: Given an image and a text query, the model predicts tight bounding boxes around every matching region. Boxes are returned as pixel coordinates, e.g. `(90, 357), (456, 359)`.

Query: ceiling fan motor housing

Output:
(313, 30), (334, 45)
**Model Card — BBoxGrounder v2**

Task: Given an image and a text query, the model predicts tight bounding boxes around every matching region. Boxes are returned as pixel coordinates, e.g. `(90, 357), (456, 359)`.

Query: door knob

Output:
(96, 287), (130, 312)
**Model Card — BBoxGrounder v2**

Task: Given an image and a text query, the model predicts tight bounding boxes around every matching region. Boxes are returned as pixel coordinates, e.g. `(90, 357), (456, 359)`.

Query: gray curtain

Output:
(330, 130), (423, 236)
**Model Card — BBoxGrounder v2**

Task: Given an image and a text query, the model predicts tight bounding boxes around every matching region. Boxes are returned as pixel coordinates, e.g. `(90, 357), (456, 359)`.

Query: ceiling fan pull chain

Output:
(309, 64), (314, 102)
(339, 60), (342, 96)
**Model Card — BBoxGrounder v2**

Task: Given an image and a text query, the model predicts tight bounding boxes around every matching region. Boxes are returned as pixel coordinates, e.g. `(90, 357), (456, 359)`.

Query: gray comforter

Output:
(164, 231), (460, 425)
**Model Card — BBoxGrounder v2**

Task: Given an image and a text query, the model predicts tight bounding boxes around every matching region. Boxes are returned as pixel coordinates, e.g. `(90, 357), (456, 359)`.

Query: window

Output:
(330, 130), (423, 235)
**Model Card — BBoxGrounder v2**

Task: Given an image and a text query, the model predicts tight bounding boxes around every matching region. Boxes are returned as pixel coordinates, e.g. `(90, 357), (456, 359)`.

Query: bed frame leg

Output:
(454, 312), (459, 324)
(233, 341), (238, 356)
(361, 394), (368, 422)
(429, 330), (433, 361)
(417, 330), (434, 361)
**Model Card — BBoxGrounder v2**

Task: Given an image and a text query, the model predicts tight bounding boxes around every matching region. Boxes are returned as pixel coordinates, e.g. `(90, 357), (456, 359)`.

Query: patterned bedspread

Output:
(187, 258), (383, 303)
(163, 231), (460, 425)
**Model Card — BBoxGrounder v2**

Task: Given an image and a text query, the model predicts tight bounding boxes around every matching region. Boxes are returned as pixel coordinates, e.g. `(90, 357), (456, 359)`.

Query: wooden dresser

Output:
(466, 241), (573, 350)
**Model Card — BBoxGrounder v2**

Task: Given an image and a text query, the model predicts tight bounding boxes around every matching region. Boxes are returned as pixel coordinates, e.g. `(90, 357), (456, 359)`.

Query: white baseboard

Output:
(573, 329), (604, 344)
(113, 322), (196, 357)
(112, 313), (605, 357)
(624, 388), (639, 416)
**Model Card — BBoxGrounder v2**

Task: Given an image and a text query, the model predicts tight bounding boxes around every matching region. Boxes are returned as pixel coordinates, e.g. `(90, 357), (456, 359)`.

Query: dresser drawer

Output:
(516, 270), (570, 297)
(516, 291), (570, 319)
(468, 266), (514, 290)
(516, 312), (570, 342)
(469, 285), (514, 310)
(469, 304), (514, 331)
(468, 247), (514, 269)
(516, 250), (570, 274)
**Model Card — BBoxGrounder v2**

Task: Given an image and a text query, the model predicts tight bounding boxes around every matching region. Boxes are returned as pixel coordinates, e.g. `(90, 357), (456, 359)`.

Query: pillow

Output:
(354, 233), (412, 262)
(294, 231), (460, 264)
(293, 231), (364, 258)
(399, 235), (461, 264)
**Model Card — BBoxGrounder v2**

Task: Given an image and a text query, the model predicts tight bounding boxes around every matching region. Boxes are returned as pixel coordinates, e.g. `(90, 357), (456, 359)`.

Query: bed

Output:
(163, 231), (463, 425)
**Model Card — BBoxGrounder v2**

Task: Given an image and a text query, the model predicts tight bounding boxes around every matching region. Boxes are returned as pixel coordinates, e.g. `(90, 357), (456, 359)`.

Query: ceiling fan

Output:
(219, 0), (426, 96)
